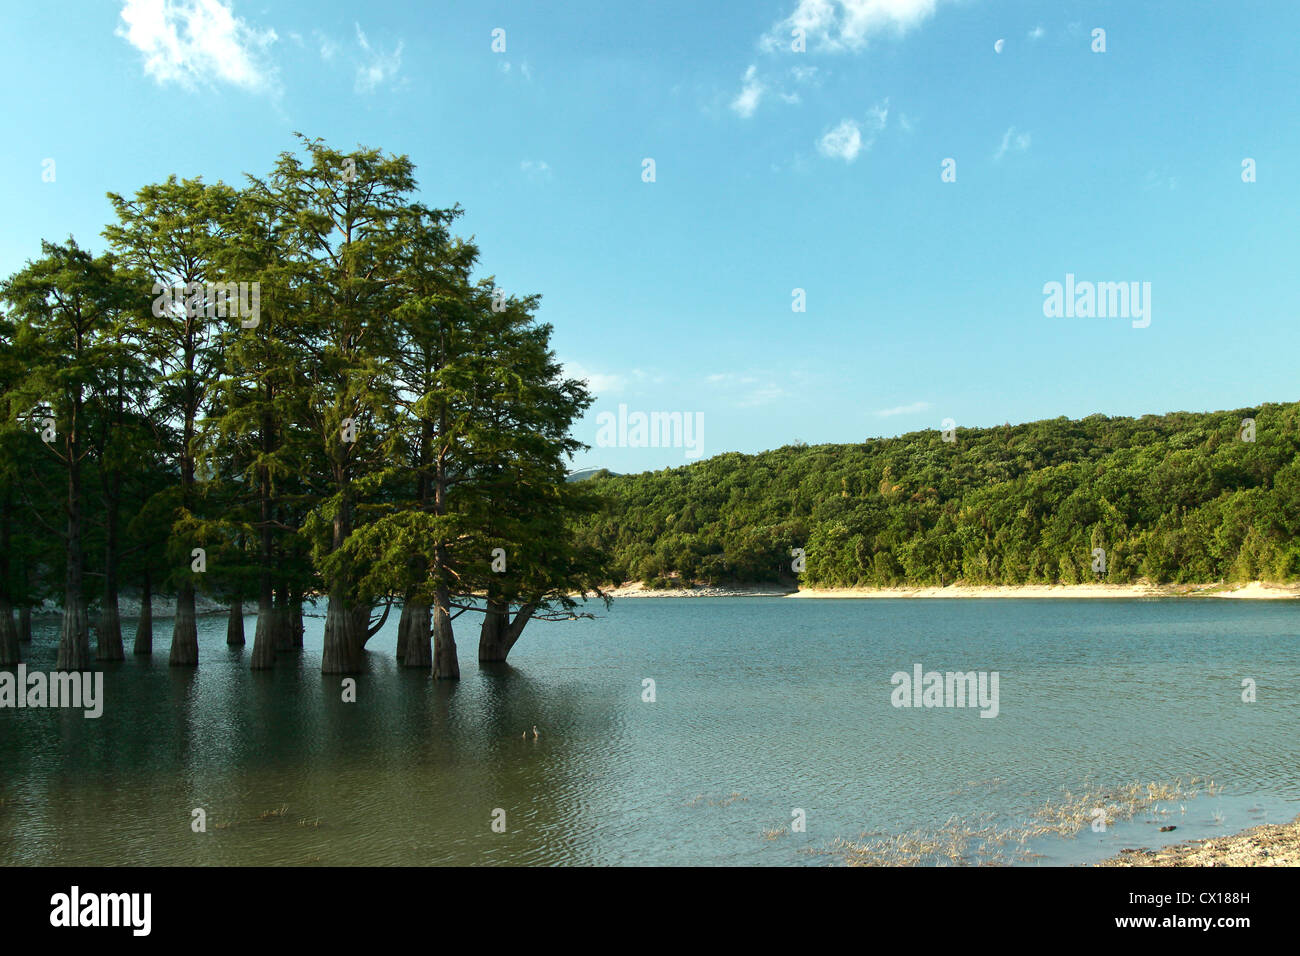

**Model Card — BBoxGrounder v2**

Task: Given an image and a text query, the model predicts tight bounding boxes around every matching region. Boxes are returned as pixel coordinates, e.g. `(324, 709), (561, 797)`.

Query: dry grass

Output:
(258, 805), (289, 821)
(762, 825), (789, 840)
(810, 775), (1219, 867)
(685, 791), (748, 808)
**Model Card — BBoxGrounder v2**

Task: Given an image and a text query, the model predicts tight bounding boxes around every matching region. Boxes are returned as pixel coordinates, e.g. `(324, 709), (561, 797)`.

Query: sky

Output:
(2, 0), (1297, 474)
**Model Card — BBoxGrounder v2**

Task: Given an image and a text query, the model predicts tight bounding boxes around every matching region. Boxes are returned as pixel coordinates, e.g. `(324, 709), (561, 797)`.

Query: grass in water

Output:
(809, 775), (1219, 866)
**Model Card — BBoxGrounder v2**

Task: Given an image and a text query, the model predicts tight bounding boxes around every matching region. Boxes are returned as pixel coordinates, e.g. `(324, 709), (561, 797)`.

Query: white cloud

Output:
(762, 0), (949, 54)
(730, 64), (765, 118)
(315, 30), (338, 62)
(520, 160), (551, 180)
(354, 23), (403, 93)
(789, 64), (822, 85)
(116, 0), (278, 93)
(875, 401), (932, 417)
(867, 97), (889, 131)
(1028, 25), (1045, 41)
(566, 361), (625, 397)
(817, 100), (888, 162)
(993, 126), (1031, 161)
(817, 119), (864, 162)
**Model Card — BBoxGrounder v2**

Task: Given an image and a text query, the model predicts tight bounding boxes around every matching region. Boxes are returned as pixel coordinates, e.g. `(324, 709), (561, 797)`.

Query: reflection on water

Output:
(2, 597), (1297, 865)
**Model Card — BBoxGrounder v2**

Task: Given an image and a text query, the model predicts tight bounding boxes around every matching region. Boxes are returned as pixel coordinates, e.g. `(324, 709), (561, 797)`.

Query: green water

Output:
(2, 597), (1297, 865)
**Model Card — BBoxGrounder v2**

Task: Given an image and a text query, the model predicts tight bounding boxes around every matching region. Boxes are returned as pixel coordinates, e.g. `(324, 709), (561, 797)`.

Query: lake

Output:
(2, 597), (1297, 866)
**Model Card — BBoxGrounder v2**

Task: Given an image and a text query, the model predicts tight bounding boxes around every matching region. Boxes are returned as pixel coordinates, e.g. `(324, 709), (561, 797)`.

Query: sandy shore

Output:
(606, 581), (1300, 600)
(1098, 814), (1300, 866)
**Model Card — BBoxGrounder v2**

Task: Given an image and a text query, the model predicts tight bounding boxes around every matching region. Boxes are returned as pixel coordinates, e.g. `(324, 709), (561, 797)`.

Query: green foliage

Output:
(578, 407), (1300, 587)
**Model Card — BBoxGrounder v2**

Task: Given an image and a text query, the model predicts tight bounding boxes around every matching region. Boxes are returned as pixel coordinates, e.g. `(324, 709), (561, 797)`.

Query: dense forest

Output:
(0, 135), (608, 675)
(576, 403), (1300, 588)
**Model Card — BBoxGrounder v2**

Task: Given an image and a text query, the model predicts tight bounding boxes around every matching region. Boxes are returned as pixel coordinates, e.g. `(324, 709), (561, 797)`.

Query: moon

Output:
(994, 38), (1005, 53)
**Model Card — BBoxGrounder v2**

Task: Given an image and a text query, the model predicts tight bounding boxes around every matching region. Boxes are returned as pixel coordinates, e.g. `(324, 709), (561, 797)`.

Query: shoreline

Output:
(1097, 814), (1300, 866)
(606, 581), (1300, 600)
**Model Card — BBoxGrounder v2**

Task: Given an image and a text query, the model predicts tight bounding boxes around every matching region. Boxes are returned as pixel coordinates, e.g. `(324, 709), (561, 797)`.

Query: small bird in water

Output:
(532, 725), (539, 740)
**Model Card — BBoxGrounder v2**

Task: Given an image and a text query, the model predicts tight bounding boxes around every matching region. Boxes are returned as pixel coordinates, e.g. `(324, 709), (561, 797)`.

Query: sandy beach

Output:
(1098, 814), (1300, 866)
(606, 581), (1300, 600)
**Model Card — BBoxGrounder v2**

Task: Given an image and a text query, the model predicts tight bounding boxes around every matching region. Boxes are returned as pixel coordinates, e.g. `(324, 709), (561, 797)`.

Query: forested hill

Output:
(575, 402), (1300, 588)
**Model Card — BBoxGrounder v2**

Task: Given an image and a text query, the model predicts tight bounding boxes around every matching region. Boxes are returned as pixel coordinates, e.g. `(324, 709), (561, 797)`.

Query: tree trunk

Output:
(0, 597), (19, 666)
(169, 582), (199, 666)
(96, 599), (124, 661)
(432, 584), (458, 679)
(18, 606), (32, 643)
(250, 578), (276, 670)
(403, 601), (432, 669)
(290, 584), (304, 648)
(57, 594), (90, 671)
(57, 451), (91, 671)
(133, 571), (153, 655)
(478, 600), (537, 664)
(0, 503), (19, 664)
(477, 596), (510, 663)
(96, 452), (125, 661)
(96, 552), (125, 661)
(395, 600), (410, 662)
(273, 581), (292, 652)
(321, 592), (361, 674)
(227, 600), (245, 646)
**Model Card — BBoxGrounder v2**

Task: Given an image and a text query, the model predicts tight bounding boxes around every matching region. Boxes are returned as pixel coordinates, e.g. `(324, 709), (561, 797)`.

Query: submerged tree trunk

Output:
(477, 596), (510, 663)
(18, 606), (32, 643)
(0, 597), (19, 666)
(169, 582), (199, 667)
(321, 593), (361, 674)
(227, 600), (245, 646)
(133, 570), (153, 655)
(432, 584), (458, 679)
(250, 580), (276, 670)
(403, 601), (432, 669)
(57, 595), (90, 671)
(96, 598), (124, 661)
(57, 453), (91, 671)
(96, 535), (125, 661)
(478, 600), (538, 664)
(289, 583), (304, 648)
(273, 581), (292, 652)
(0, 508), (20, 665)
(395, 600), (410, 662)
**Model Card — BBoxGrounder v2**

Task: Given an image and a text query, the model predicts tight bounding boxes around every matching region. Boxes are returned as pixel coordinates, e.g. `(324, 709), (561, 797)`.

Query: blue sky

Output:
(2, 1), (1296, 473)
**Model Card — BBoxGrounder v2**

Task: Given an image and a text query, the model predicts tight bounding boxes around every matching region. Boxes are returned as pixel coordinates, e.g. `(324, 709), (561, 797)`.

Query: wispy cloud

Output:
(520, 159), (551, 180)
(354, 23), (403, 93)
(315, 29), (338, 62)
(875, 401), (932, 417)
(993, 126), (1031, 161)
(116, 0), (279, 93)
(1027, 25), (1045, 42)
(566, 361), (627, 397)
(761, 0), (950, 54)
(730, 65), (765, 118)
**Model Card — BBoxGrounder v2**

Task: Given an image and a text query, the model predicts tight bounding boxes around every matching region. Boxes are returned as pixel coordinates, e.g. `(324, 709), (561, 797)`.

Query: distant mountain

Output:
(567, 468), (620, 483)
